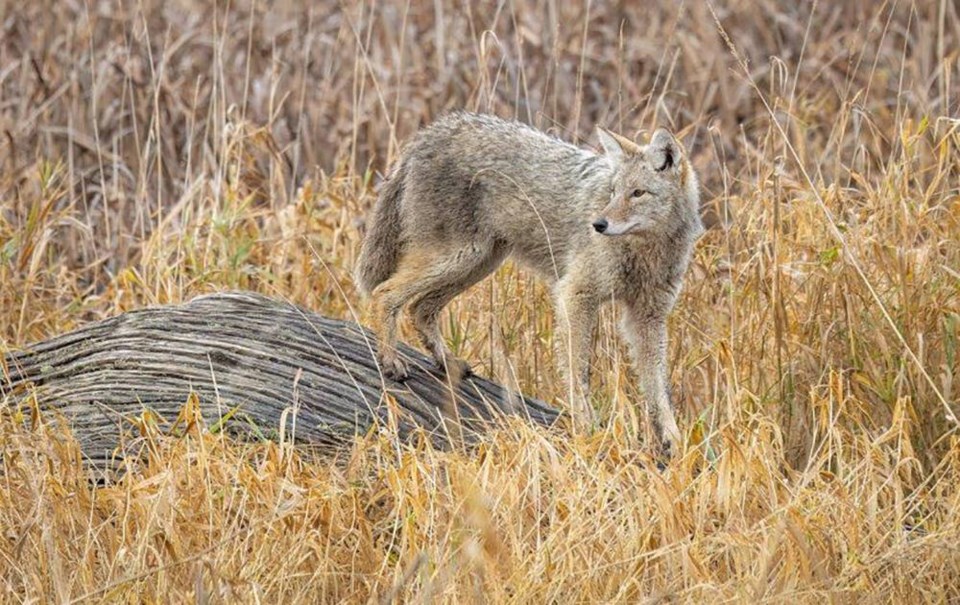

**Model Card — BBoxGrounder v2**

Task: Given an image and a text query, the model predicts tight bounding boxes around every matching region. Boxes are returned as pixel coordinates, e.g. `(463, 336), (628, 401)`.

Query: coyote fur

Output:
(355, 112), (702, 453)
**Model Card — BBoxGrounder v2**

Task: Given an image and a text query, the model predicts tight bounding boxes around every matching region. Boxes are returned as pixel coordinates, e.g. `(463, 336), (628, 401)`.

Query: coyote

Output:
(355, 112), (702, 453)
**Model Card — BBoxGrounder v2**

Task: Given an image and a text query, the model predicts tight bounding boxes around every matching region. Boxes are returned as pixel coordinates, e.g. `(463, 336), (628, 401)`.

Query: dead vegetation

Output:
(1, 0), (959, 602)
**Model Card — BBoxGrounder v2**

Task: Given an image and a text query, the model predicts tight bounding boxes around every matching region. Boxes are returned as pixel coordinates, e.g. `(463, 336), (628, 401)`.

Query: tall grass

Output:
(1, 0), (959, 601)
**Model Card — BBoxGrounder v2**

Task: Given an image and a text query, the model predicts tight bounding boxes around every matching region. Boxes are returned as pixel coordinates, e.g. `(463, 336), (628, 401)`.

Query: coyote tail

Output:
(355, 160), (406, 295)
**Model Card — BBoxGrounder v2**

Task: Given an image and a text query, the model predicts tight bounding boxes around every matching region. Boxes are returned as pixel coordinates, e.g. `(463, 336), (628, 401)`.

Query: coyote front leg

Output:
(555, 280), (600, 429)
(622, 311), (682, 455)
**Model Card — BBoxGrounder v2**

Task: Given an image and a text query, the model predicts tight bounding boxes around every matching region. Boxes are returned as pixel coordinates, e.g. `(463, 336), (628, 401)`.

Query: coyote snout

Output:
(354, 112), (703, 456)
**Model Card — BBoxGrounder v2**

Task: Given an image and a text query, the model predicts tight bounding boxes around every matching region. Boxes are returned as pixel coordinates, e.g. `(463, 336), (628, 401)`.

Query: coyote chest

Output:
(606, 236), (690, 311)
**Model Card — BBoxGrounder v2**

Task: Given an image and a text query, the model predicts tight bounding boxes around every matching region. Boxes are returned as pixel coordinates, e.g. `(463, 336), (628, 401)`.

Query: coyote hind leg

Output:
(370, 282), (411, 381)
(409, 244), (507, 381)
(372, 242), (502, 382)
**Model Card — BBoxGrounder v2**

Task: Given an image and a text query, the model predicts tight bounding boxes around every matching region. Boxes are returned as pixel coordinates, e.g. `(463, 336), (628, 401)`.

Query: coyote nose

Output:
(592, 218), (608, 233)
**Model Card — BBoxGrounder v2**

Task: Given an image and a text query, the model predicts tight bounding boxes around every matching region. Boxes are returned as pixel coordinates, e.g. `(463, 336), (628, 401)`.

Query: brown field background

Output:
(2, 0), (960, 602)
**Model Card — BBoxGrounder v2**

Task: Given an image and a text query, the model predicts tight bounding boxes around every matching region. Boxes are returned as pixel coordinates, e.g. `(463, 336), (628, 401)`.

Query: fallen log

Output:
(1, 292), (560, 468)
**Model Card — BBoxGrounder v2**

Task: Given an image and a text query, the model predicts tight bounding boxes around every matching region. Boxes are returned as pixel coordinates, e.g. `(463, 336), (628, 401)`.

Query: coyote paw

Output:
(431, 356), (473, 381)
(571, 398), (598, 432)
(659, 437), (676, 461)
(380, 353), (409, 382)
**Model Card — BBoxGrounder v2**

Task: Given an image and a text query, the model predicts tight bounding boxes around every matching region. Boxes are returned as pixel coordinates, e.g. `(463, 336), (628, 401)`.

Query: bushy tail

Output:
(355, 160), (407, 295)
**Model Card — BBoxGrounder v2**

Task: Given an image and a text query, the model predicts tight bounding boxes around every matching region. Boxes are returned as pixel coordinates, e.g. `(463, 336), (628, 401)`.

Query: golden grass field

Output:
(2, 0), (960, 602)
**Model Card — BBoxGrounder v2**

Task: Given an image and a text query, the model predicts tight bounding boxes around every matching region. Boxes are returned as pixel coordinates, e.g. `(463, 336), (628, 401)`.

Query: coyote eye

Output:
(631, 189), (648, 199)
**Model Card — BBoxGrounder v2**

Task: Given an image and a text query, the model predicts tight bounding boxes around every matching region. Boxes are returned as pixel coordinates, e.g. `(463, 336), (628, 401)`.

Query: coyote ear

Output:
(597, 128), (624, 164)
(649, 128), (680, 172)
(597, 128), (641, 164)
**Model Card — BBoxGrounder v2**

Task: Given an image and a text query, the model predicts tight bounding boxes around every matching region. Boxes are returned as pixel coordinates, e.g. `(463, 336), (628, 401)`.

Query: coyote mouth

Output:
(597, 219), (643, 236)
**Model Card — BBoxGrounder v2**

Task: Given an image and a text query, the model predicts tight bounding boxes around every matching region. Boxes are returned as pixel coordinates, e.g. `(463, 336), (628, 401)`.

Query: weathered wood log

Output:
(1, 292), (560, 468)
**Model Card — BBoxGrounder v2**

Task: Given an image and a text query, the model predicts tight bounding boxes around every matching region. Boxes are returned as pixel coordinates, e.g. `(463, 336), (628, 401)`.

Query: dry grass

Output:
(2, 0), (960, 602)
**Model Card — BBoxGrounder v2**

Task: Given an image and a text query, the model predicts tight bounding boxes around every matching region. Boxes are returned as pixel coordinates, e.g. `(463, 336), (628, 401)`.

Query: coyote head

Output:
(592, 127), (701, 238)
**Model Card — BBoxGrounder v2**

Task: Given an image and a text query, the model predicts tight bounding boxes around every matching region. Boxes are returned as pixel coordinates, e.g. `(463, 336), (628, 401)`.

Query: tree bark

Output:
(1, 292), (560, 469)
